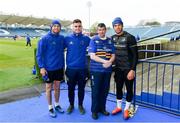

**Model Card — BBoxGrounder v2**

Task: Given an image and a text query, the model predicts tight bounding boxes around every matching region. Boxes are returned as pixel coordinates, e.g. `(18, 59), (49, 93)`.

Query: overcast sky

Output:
(0, 0), (179, 28)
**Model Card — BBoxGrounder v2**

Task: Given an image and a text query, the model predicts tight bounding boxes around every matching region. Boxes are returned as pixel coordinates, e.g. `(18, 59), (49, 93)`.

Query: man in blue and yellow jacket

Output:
(88, 23), (115, 120)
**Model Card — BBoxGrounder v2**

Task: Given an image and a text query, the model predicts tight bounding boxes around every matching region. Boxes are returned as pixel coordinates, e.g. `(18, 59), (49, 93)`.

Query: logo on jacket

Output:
(69, 41), (73, 45)
(113, 37), (118, 41)
(52, 41), (56, 45)
(95, 40), (99, 43)
(119, 37), (126, 42)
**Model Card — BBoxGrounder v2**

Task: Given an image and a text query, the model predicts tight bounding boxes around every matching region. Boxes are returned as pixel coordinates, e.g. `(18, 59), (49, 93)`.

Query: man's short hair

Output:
(73, 19), (82, 24)
(97, 23), (106, 29)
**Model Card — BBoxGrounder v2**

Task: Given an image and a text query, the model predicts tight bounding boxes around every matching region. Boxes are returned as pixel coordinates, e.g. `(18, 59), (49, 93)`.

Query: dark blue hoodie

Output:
(65, 33), (90, 69)
(36, 31), (65, 71)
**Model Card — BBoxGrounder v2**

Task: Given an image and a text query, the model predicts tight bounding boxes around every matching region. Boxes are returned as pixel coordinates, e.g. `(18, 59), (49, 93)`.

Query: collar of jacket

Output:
(72, 32), (83, 37)
(48, 31), (59, 37)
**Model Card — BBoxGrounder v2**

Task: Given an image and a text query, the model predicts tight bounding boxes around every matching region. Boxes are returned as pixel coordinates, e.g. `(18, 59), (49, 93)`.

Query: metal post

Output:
(87, 1), (92, 33)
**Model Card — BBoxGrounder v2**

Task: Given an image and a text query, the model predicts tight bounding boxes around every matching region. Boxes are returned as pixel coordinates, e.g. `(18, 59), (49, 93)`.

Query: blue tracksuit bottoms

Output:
(90, 71), (111, 113)
(66, 68), (88, 106)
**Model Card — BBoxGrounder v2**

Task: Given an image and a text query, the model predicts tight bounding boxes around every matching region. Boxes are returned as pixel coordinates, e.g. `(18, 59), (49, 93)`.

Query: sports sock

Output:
(55, 102), (59, 107)
(117, 99), (122, 108)
(48, 105), (53, 110)
(124, 101), (131, 110)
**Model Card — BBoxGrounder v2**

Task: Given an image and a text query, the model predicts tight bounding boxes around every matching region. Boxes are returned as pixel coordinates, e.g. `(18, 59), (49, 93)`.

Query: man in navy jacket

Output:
(111, 17), (138, 120)
(36, 20), (65, 117)
(65, 19), (90, 115)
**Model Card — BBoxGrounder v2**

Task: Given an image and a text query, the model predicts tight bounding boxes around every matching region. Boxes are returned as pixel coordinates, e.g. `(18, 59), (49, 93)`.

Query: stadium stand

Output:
(0, 27), (67, 37)
(107, 25), (180, 40)
(0, 14), (71, 37)
(0, 14), (179, 40)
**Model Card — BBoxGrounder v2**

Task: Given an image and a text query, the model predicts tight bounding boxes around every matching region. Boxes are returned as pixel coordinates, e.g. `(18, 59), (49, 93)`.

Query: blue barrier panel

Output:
(136, 50), (180, 115)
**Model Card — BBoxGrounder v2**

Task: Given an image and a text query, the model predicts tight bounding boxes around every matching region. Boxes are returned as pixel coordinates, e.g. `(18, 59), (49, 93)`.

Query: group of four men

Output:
(36, 17), (138, 120)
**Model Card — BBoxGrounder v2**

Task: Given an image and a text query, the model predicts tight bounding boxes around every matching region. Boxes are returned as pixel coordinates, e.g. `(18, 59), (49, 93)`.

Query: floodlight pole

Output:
(87, 1), (92, 33)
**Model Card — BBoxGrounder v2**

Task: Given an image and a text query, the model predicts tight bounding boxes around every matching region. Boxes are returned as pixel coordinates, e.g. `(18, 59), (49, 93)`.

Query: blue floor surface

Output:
(0, 83), (179, 122)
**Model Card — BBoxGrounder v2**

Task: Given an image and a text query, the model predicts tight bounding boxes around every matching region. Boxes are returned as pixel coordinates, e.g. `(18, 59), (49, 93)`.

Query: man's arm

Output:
(127, 36), (138, 80)
(89, 53), (108, 64)
(103, 54), (115, 68)
(128, 36), (138, 70)
(36, 39), (47, 76)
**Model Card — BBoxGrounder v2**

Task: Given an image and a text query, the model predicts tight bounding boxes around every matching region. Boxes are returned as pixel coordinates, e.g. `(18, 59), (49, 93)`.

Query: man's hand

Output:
(103, 61), (112, 68)
(40, 68), (47, 76)
(127, 70), (135, 80)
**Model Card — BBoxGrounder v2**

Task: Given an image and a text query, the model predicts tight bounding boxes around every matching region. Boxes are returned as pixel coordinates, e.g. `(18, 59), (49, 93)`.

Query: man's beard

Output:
(116, 29), (123, 35)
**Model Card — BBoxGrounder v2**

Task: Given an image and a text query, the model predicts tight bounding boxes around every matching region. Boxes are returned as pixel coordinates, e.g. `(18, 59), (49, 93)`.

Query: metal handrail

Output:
(137, 29), (180, 43)
(138, 50), (180, 54)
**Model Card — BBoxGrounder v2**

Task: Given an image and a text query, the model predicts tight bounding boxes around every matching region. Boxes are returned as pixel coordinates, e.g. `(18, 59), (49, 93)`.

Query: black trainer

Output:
(92, 113), (98, 120)
(49, 108), (56, 118)
(100, 110), (110, 116)
(78, 105), (85, 115)
(67, 105), (74, 114)
(55, 105), (64, 113)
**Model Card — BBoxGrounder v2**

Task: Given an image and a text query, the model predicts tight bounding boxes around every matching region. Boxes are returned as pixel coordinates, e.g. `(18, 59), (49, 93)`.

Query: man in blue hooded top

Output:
(36, 19), (65, 117)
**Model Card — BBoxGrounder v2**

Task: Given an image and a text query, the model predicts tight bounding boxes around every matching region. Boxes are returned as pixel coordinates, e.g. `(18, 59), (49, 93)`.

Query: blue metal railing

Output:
(139, 50), (180, 54)
(136, 50), (180, 115)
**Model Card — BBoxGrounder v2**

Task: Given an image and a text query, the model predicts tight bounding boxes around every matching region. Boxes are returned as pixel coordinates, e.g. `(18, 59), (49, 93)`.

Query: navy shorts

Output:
(46, 69), (64, 83)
